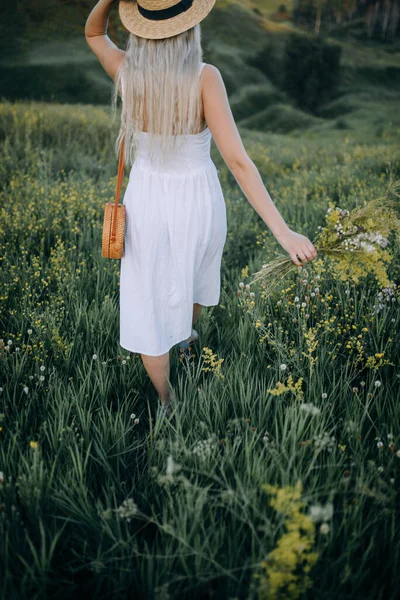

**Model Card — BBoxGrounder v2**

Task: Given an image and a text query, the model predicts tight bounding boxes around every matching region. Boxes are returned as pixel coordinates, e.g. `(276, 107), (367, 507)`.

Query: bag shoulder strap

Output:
(111, 137), (125, 241)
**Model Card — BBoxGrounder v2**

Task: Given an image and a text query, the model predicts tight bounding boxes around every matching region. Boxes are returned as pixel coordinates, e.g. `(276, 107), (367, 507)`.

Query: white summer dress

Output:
(119, 62), (227, 356)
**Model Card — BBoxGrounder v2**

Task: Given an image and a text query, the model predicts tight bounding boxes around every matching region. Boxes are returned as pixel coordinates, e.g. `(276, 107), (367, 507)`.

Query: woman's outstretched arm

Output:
(201, 64), (318, 267)
(85, 0), (125, 81)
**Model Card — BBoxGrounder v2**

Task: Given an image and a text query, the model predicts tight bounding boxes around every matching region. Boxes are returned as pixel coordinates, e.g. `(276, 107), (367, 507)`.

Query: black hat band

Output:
(137, 0), (194, 21)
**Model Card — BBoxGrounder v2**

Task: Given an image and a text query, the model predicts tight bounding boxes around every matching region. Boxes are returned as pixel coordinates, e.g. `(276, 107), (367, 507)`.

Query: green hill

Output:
(0, 1), (400, 139)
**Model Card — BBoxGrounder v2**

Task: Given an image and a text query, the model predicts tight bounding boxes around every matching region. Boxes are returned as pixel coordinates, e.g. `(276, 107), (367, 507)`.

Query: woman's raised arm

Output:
(85, 0), (125, 82)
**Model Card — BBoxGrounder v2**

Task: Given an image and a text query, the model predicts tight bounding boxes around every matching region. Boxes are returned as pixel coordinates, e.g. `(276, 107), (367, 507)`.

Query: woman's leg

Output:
(193, 302), (203, 326)
(142, 303), (203, 403)
(140, 351), (172, 405)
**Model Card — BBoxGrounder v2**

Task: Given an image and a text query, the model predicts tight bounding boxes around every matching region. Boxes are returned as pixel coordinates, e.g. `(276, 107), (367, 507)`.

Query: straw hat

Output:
(119, 0), (216, 40)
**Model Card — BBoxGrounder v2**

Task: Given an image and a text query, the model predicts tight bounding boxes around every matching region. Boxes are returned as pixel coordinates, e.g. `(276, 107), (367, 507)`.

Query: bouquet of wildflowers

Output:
(249, 181), (400, 293)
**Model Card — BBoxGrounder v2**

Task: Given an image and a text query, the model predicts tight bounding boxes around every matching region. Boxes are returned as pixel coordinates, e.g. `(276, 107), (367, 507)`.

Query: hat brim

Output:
(119, 0), (216, 40)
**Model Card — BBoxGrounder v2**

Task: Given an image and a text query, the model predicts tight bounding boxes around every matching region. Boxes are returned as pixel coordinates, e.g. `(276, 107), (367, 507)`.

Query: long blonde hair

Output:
(111, 24), (204, 169)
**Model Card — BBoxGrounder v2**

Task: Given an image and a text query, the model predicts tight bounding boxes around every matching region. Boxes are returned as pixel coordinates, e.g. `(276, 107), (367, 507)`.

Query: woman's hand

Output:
(275, 229), (318, 266)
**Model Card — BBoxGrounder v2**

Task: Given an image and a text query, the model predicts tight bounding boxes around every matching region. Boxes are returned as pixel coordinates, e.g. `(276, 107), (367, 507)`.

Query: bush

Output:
(282, 33), (342, 112)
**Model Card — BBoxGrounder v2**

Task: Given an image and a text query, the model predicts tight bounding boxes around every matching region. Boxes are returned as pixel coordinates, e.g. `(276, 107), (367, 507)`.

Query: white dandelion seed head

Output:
(322, 392), (328, 399)
(40, 365), (45, 371)
(130, 413), (136, 420)
(7, 340), (12, 346)
(280, 364), (287, 371)
(374, 380), (382, 388)
(320, 523), (330, 535)
(92, 354), (97, 360)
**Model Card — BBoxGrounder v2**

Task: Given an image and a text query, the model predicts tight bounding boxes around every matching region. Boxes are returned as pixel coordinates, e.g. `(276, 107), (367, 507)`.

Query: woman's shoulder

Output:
(200, 62), (218, 77)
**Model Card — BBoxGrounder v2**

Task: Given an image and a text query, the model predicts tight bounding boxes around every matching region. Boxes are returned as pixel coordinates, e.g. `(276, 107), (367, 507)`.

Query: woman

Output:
(85, 0), (317, 423)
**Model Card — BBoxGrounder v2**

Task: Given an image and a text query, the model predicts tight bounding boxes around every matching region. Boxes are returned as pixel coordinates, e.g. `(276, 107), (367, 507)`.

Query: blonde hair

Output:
(111, 24), (205, 169)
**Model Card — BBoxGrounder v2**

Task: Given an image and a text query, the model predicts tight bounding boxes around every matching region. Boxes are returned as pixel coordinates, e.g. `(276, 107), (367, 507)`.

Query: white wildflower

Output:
(300, 402), (321, 416)
(114, 498), (138, 522)
(192, 435), (218, 461)
(280, 364), (287, 371)
(319, 523), (330, 535)
(308, 502), (333, 523)
(166, 454), (181, 478)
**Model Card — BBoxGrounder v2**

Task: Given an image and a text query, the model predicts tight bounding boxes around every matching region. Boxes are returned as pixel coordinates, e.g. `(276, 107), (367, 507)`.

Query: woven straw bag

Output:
(102, 137), (126, 259)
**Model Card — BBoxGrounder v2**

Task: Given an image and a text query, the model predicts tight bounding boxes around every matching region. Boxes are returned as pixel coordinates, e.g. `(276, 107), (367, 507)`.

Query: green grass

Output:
(0, 92), (400, 598)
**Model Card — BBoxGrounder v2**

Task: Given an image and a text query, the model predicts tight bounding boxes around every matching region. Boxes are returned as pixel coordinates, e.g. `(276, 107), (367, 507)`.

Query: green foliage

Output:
(230, 83), (285, 122)
(238, 103), (324, 132)
(282, 33), (342, 112)
(1, 65), (400, 599)
(0, 64), (113, 105)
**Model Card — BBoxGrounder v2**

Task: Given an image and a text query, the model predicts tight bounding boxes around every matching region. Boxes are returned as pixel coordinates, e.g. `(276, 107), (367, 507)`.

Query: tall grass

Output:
(0, 101), (399, 599)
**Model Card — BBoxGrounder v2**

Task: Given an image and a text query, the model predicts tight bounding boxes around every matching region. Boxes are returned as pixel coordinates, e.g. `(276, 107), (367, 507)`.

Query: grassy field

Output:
(1, 93), (400, 598)
(1, 2), (400, 598)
